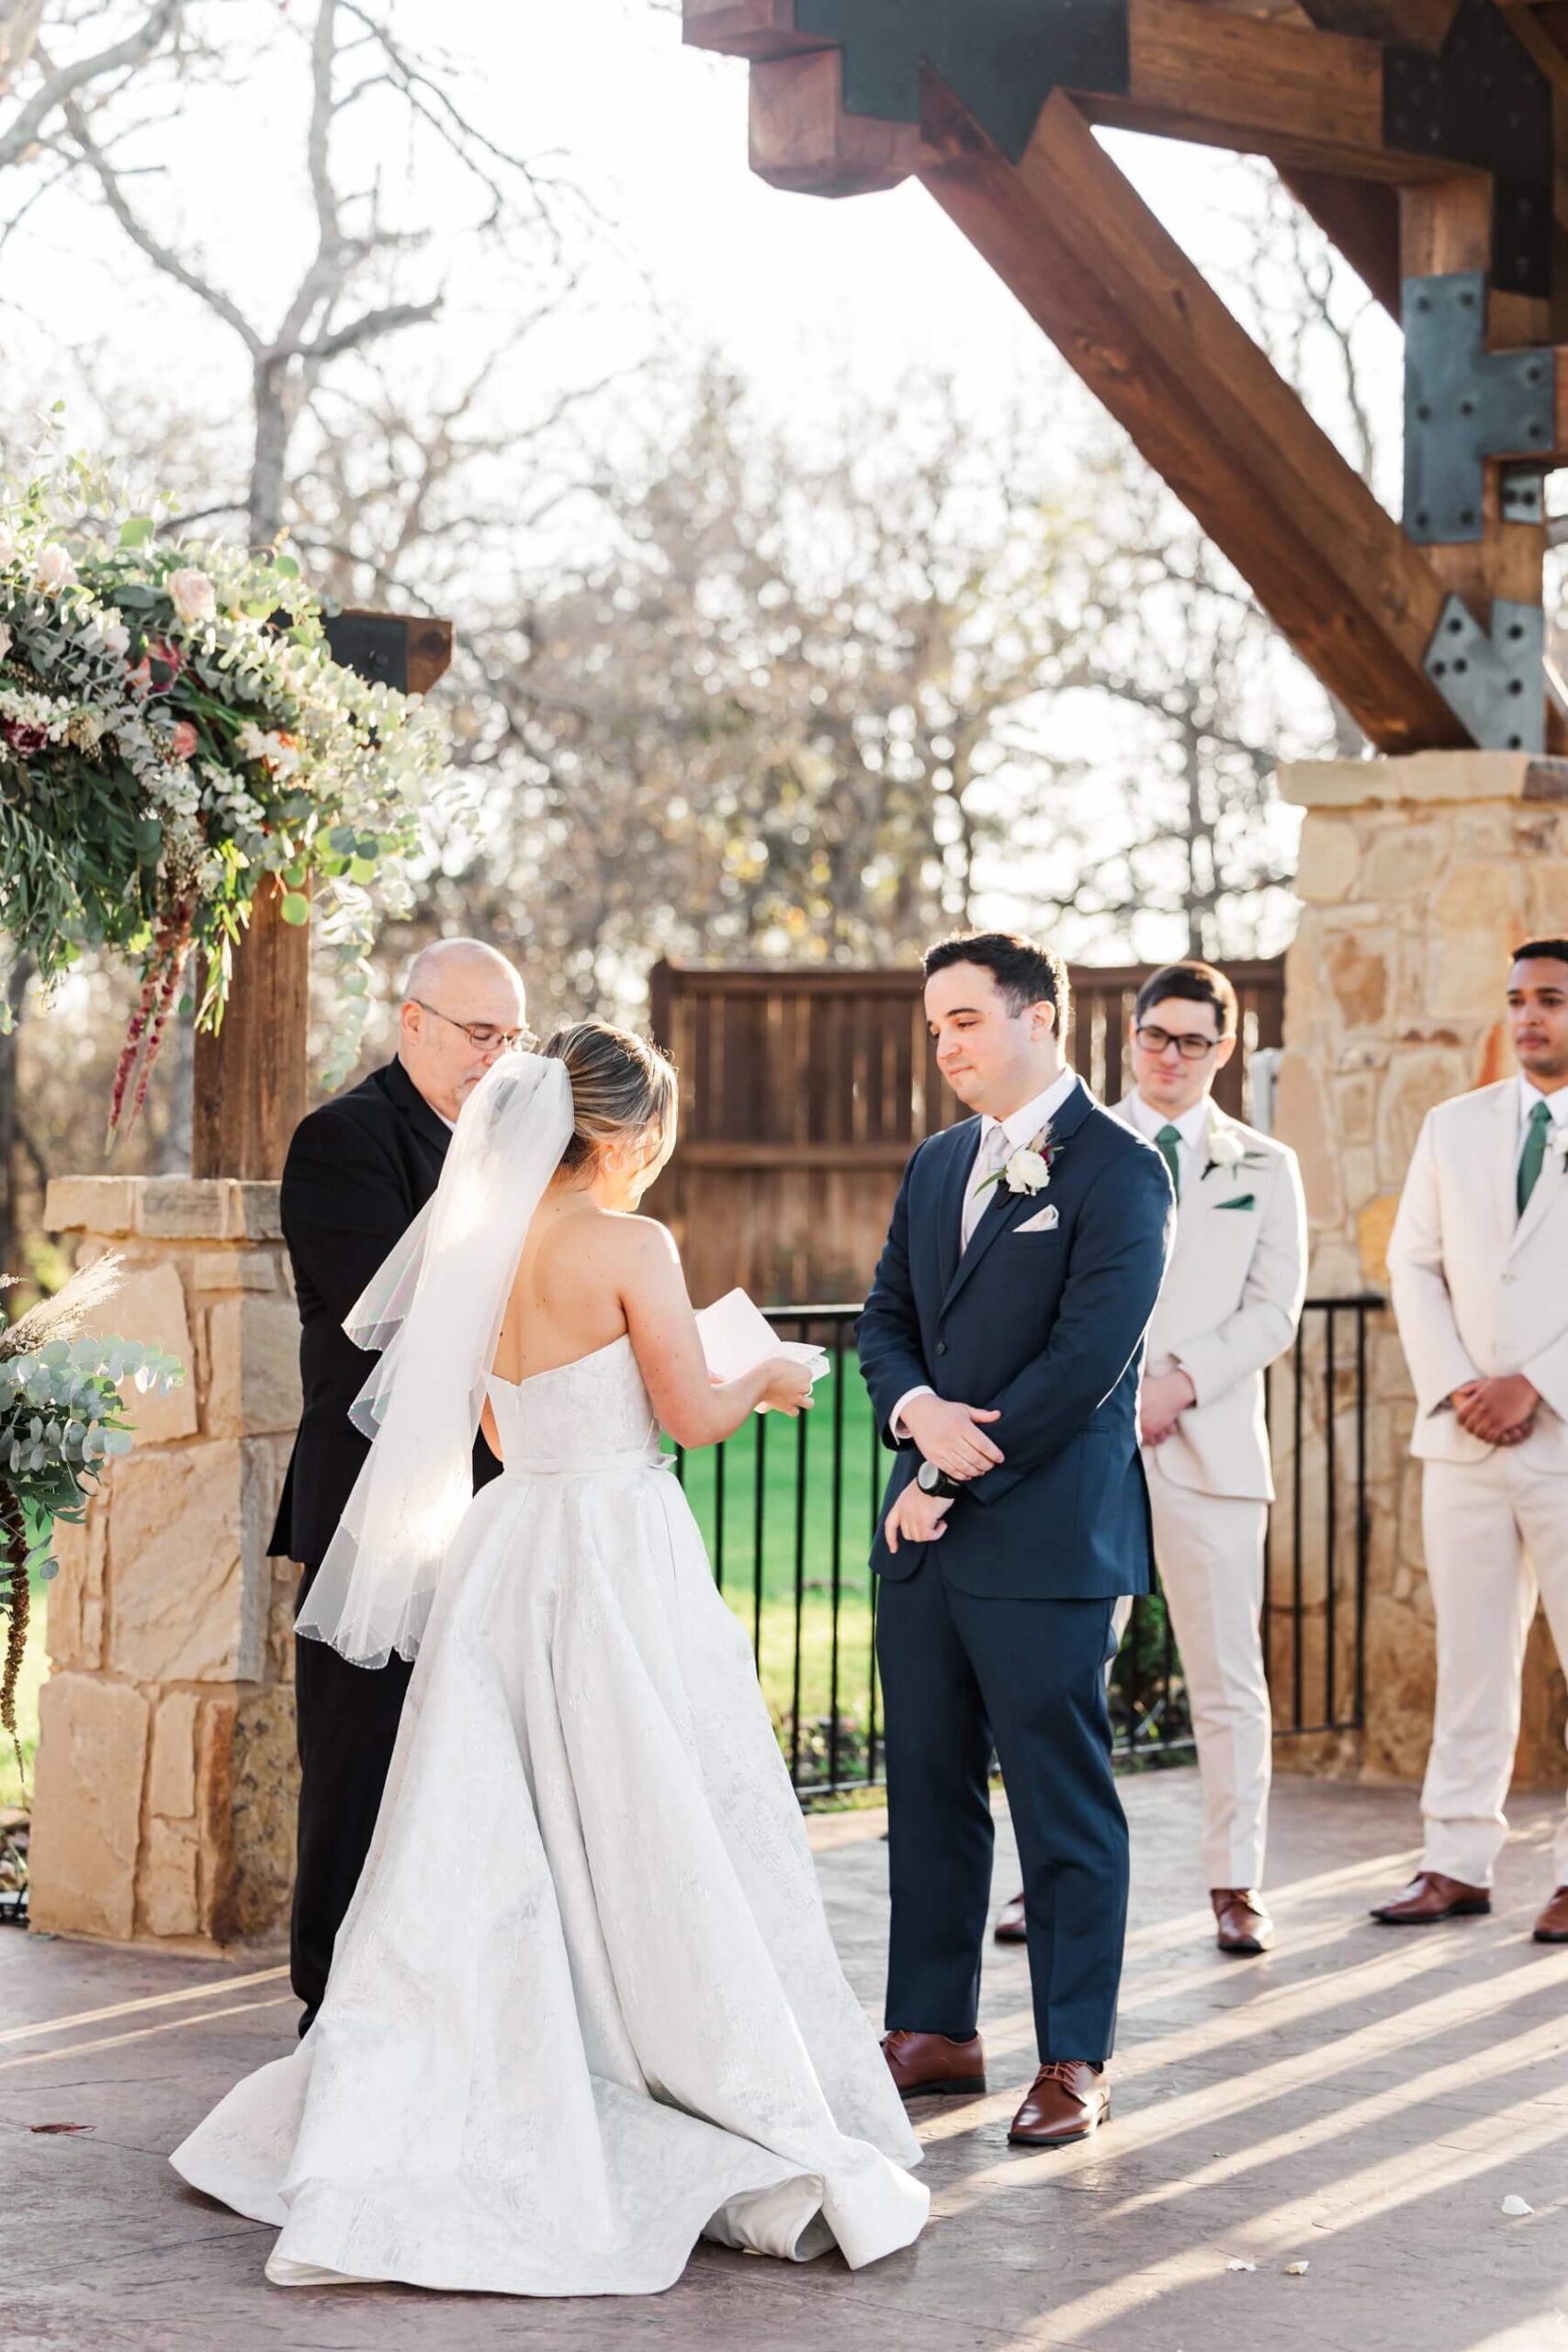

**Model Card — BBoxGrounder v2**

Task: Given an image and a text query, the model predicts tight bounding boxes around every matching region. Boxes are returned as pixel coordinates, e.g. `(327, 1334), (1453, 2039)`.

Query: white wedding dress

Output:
(171, 1333), (927, 2295)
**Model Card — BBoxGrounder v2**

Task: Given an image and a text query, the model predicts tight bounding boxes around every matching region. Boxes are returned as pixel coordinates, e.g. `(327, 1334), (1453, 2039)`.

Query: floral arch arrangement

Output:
(0, 451), (448, 1137)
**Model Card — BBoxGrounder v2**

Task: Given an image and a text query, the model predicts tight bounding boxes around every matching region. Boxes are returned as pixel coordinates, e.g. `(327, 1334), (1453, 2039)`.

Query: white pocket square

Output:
(1015, 1204), (1059, 1234)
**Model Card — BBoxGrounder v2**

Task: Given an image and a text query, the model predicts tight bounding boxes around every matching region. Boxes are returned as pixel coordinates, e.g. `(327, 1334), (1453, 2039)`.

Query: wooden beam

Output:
(1278, 166), (1403, 315)
(321, 610), (453, 696)
(1292, 0), (1458, 50)
(1087, 0), (1405, 175)
(694, 0), (1461, 182)
(750, 47), (918, 195)
(682, 0), (818, 58)
(191, 876), (310, 1182)
(917, 86), (1463, 752)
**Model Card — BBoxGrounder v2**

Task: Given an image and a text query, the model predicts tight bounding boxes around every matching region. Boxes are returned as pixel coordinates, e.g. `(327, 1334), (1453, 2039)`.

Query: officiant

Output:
(269, 937), (533, 2031)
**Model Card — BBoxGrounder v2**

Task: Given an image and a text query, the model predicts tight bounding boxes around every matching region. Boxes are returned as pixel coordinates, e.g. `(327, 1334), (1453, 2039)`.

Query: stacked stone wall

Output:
(1274, 752), (1567, 1788)
(28, 1178), (300, 1950)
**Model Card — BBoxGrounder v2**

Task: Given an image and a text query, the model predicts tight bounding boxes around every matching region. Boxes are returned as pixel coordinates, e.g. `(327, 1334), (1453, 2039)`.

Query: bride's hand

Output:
(758, 1357), (815, 1417)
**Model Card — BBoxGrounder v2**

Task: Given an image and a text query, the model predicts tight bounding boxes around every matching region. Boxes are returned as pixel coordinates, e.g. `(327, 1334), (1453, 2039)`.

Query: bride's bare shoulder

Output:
(599, 1209), (680, 1258)
(580, 1210), (682, 1287)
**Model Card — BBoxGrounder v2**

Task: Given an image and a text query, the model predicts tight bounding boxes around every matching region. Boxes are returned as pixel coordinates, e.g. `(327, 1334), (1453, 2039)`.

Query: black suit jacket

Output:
(267, 1057), (502, 1566)
(858, 1079), (1173, 1600)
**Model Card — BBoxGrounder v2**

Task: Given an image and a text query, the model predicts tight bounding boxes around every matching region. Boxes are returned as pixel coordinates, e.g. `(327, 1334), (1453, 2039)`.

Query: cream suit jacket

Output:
(1111, 1100), (1307, 1501)
(1387, 1079), (1568, 1471)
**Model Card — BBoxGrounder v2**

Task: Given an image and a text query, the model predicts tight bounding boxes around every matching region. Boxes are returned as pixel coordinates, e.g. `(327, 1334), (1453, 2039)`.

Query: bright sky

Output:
(2, 0), (1384, 461)
(3, 0), (1403, 958)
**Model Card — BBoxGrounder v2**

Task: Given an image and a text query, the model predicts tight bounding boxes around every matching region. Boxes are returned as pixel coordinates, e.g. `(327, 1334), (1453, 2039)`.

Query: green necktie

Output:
(1156, 1123), (1182, 1203)
(1517, 1098), (1552, 1216)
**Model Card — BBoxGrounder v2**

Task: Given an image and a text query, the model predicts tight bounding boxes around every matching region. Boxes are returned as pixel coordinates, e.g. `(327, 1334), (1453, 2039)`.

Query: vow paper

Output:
(695, 1288), (831, 1408)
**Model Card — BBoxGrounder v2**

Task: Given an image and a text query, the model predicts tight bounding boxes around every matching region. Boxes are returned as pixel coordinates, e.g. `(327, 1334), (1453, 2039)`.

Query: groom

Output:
(860, 932), (1172, 2147)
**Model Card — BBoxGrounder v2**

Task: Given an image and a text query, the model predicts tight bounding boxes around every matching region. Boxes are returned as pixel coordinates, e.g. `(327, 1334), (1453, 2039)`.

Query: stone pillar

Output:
(1274, 749), (1568, 1790)
(27, 1178), (301, 1951)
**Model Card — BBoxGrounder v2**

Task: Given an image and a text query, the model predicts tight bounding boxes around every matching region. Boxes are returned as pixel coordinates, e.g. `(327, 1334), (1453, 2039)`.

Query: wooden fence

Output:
(648, 958), (1285, 1308)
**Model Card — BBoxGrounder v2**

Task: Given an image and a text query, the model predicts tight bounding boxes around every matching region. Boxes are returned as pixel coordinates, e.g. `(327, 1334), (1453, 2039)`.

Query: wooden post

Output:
(189, 613), (453, 1180)
(190, 876), (310, 1182)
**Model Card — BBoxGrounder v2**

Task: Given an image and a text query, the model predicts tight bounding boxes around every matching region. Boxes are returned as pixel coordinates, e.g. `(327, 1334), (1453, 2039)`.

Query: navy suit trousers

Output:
(877, 1560), (1127, 2064)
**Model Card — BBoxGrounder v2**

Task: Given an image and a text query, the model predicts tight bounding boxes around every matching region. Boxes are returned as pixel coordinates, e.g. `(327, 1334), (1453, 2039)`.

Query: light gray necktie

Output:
(962, 1125), (1010, 1251)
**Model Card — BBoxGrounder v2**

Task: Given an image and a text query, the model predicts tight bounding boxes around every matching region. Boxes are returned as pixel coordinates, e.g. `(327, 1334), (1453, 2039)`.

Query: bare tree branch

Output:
(0, 0), (184, 168)
(53, 65), (263, 351)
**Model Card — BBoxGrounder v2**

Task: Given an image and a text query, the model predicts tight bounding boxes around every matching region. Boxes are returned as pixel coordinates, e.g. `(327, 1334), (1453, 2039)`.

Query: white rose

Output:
(34, 543), (77, 593)
(167, 566), (216, 626)
(1006, 1147), (1051, 1195)
(1208, 1127), (1246, 1169)
(0, 622), (11, 664)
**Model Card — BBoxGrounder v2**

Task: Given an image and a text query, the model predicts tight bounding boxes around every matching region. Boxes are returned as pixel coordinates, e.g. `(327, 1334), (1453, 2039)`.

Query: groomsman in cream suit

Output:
(994, 960), (1306, 1956)
(1374, 940), (1568, 1942)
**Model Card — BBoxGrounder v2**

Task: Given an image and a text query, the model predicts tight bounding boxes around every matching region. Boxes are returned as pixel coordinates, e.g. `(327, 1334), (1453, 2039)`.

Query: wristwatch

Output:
(916, 1459), (961, 1500)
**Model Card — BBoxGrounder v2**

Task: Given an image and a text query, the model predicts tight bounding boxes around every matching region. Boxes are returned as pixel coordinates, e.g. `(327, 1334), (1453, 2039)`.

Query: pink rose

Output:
(166, 567), (216, 627)
(170, 719), (198, 760)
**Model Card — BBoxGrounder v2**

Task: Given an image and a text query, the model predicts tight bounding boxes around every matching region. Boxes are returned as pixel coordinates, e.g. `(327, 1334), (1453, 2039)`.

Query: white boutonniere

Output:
(1201, 1122), (1267, 1183)
(976, 1125), (1063, 1202)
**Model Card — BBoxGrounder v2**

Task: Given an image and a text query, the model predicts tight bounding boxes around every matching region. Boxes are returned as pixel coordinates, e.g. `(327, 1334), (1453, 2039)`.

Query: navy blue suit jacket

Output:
(860, 1078), (1173, 1600)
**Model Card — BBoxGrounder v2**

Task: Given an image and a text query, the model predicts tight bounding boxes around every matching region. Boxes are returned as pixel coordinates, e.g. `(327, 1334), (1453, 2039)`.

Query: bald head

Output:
(398, 937), (529, 1120)
(403, 938), (522, 1003)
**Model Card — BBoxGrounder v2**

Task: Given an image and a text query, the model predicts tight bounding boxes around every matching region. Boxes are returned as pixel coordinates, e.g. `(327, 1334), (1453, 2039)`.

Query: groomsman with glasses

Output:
(1375, 940), (1568, 1941)
(995, 960), (1306, 1956)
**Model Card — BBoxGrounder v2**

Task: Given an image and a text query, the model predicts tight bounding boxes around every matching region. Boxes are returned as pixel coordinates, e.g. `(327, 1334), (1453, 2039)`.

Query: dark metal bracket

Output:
(1403, 274), (1555, 545)
(1384, 0), (1553, 299)
(1423, 594), (1544, 751)
(792, 0), (1129, 159)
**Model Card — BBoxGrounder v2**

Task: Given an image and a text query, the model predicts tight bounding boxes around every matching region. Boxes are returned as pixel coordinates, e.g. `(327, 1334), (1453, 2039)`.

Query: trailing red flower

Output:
(126, 908), (194, 1136)
(107, 959), (162, 1145)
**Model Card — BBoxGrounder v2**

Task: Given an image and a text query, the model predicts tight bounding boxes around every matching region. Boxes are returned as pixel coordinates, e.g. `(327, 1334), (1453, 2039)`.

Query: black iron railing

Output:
(673, 1296), (1382, 1798)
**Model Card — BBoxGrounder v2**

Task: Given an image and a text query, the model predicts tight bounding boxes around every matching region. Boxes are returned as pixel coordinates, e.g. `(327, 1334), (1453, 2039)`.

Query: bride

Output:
(171, 1021), (928, 2295)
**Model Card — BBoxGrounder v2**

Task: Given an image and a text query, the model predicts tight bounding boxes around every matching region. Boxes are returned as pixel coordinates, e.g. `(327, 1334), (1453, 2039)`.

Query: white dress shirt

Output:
(1124, 1091), (1212, 1197)
(1519, 1076), (1568, 1162)
(891, 1066), (1081, 1444)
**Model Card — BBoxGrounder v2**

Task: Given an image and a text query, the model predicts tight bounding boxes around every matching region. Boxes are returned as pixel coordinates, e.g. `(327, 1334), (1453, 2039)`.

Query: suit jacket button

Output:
(935, 1340), (948, 1356)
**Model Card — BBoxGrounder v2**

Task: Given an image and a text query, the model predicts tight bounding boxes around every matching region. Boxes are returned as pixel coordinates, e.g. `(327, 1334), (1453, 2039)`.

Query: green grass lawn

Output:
(670, 1352), (888, 1784)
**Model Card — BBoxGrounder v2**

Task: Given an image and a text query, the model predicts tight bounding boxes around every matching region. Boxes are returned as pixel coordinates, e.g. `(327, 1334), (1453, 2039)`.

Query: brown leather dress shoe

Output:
(1533, 1885), (1568, 1943)
(882, 2030), (987, 2098)
(1370, 1871), (1490, 1925)
(1008, 2061), (1109, 2149)
(994, 1891), (1027, 1944)
(1212, 1888), (1274, 1954)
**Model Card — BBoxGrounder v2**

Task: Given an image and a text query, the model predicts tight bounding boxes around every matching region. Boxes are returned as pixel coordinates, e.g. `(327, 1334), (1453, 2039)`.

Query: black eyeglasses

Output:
(1134, 1023), (1224, 1062)
(412, 1000), (536, 1053)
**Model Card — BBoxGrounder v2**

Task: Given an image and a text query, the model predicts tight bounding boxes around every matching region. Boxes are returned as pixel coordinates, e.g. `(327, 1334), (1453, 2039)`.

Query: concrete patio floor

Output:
(4, 1768), (1567, 2352)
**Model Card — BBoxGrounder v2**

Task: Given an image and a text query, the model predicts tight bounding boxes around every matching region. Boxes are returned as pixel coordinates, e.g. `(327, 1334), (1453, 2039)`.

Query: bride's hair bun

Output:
(543, 1019), (678, 1173)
